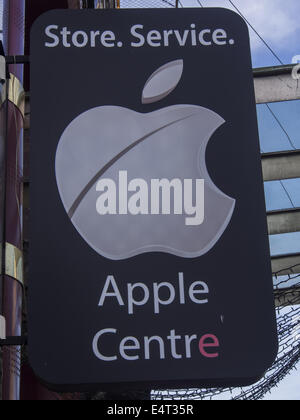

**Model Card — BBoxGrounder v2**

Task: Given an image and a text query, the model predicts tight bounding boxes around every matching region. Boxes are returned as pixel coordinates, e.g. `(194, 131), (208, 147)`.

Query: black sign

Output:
(29, 8), (278, 391)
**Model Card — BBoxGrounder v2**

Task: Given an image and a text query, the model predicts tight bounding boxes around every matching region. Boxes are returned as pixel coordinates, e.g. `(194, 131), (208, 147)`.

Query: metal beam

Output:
(254, 65), (295, 78)
(267, 208), (300, 235)
(254, 65), (300, 104)
(272, 253), (300, 276)
(262, 150), (300, 181)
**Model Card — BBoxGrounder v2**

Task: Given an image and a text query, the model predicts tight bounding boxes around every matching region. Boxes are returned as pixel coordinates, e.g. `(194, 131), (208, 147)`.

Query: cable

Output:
(279, 180), (295, 209)
(197, 0), (284, 65)
(265, 104), (297, 150)
(222, 3), (298, 155)
(198, 1), (296, 153)
(264, 104), (297, 207)
(161, 0), (191, 8)
(227, 0), (284, 65)
(162, 0), (176, 7)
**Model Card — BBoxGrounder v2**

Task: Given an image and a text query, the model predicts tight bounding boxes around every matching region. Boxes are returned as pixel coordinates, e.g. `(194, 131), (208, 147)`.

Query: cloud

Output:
(233, 0), (300, 52)
(184, 0), (300, 53)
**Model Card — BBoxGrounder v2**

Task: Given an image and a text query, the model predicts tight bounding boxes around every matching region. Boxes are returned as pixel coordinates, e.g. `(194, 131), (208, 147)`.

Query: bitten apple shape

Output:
(55, 60), (235, 260)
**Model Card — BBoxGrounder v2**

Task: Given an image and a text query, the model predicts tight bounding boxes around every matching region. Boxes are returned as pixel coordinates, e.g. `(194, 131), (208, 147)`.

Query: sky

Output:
(0, 0), (299, 401)
(178, 0), (300, 65)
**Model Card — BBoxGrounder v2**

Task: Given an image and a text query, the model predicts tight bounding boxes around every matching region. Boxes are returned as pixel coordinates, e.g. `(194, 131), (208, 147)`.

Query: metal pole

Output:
(1, 0), (25, 401)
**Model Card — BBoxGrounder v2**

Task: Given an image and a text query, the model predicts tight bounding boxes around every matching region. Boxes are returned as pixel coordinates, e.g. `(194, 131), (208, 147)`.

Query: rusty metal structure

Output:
(0, 0), (25, 401)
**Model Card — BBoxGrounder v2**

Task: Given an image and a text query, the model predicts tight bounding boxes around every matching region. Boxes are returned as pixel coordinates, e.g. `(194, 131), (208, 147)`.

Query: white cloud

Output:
(233, 0), (300, 51)
(182, 0), (300, 53)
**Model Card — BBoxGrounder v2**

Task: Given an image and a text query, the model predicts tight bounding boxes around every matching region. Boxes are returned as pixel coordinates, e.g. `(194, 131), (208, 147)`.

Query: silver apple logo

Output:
(55, 60), (235, 260)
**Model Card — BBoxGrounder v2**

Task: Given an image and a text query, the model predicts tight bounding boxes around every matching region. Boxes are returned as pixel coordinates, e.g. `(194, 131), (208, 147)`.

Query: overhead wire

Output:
(195, 1), (296, 151)
(224, 1), (297, 152)
(265, 104), (297, 151)
(223, 0), (298, 208)
(227, 0), (284, 65)
(279, 180), (295, 208)
(162, 0), (176, 7)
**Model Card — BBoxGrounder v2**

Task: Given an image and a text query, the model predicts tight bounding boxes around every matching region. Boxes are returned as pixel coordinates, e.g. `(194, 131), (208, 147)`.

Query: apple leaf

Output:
(142, 60), (184, 104)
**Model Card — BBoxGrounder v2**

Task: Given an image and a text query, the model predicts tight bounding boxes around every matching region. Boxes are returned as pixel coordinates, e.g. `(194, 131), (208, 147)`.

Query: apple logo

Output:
(55, 60), (235, 260)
